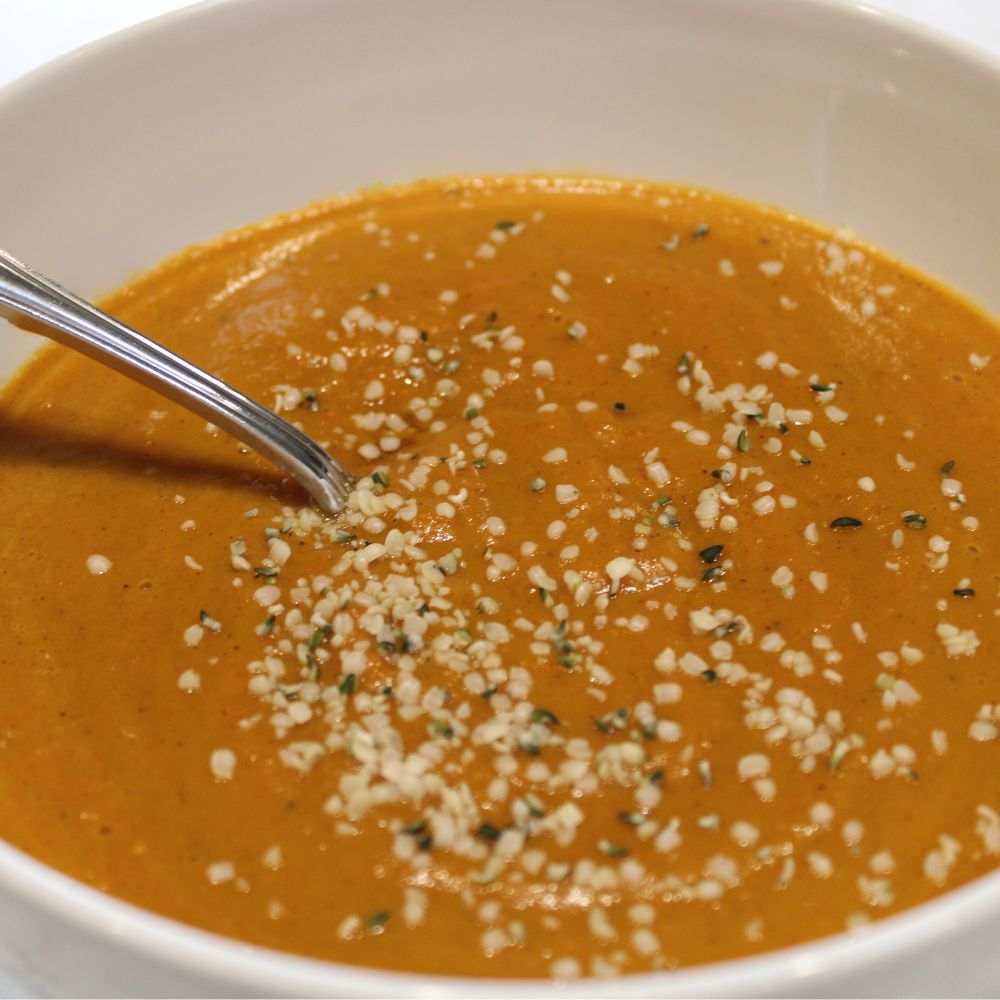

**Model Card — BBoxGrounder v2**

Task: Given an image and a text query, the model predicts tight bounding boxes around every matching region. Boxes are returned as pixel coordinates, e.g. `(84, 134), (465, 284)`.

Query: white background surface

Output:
(1, 0), (1000, 90)
(0, 0), (999, 995)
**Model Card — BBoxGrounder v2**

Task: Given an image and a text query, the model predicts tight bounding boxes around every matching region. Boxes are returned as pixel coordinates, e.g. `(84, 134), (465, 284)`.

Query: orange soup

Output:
(1, 176), (998, 979)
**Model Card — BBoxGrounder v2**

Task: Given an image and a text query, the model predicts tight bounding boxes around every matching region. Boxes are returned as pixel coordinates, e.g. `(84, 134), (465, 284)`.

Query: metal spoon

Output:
(0, 249), (353, 515)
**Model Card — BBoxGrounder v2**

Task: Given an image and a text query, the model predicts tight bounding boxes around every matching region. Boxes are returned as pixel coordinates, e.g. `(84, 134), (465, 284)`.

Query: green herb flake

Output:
(199, 610), (222, 632)
(524, 793), (546, 817)
(252, 565), (279, 578)
(429, 719), (455, 739)
(305, 652), (320, 681)
(366, 912), (390, 929)
(618, 811), (644, 826)
(699, 544), (724, 565)
(940, 459), (956, 475)
(677, 352), (691, 374)
(475, 823), (501, 842)
(737, 428), (749, 453)
(702, 566), (724, 583)
(598, 839), (630, 857)
(903, 513), (927, 528)
(830, 516), (863, 529)
(530, 708), (559, 726)
(613, 401), (627, 412)
(953, 587), (976, 598)
(309, 624), (332, 651)
(338, 673), (356, 696)
(495, 220), (517, 231)
(691, 223), (710, 239)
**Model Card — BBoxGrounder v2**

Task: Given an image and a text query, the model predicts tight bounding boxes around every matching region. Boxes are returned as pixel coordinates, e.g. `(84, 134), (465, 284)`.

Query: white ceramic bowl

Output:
(2, 0), (1000, 995)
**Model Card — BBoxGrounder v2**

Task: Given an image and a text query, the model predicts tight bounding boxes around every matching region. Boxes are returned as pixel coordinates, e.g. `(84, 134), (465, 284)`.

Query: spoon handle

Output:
(0, 248), (352, 515)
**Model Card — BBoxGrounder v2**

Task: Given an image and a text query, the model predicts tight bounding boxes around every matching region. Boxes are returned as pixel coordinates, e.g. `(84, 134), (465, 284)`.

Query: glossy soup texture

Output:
(1, 177), (999, 980)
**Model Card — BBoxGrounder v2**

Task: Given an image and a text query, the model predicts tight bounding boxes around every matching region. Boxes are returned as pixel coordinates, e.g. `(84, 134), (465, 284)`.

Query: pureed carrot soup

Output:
(0, 176), (998, 979)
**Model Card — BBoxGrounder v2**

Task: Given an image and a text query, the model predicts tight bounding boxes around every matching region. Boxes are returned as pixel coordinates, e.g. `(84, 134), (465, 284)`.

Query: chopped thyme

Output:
(472, 459), (488, 469)
(598, 839), (630, 857)
(475, 823), (501, 842)
(737, 428), (749, 453)
(702, 566), (724, 583)
(338, 673), (356, 695)
(530, 708), (559, 726)
(524, 793), (546, 817)
(940, 459), (956, 475)
(259, 614), (276, 636)
(830, 516), (863, 528)
(613, 401), (627, 411)
(252, 566), (279, 578)
(618, 811), (644, 826)
(953, 587), (975, 597)
(594, 708), (628, 734)
(366, 912), (390, 929)
(199, 610), (222, 632)
(903, 513), (927, 528)
(702, 669), (718, 683)
(370, 471), (389, 488)
(494, 220), (516, 230)
(309, 624), (332, 651)
(677, 352), (690, 374)
(809, 383), (832, 392)
(699, 544), (724, 564)
(691, 223), (710, 239)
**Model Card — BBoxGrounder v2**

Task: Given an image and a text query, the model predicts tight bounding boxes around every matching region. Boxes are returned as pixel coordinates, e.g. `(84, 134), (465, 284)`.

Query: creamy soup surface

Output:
(1, 176), (999, 979)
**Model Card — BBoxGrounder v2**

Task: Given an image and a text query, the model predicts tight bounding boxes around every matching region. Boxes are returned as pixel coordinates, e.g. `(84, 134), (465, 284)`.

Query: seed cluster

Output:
(154, 178), (1000, 978)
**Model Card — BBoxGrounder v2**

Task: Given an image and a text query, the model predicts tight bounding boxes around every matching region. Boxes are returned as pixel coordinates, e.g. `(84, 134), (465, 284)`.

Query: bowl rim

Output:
(2, 0), (1000, 993)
